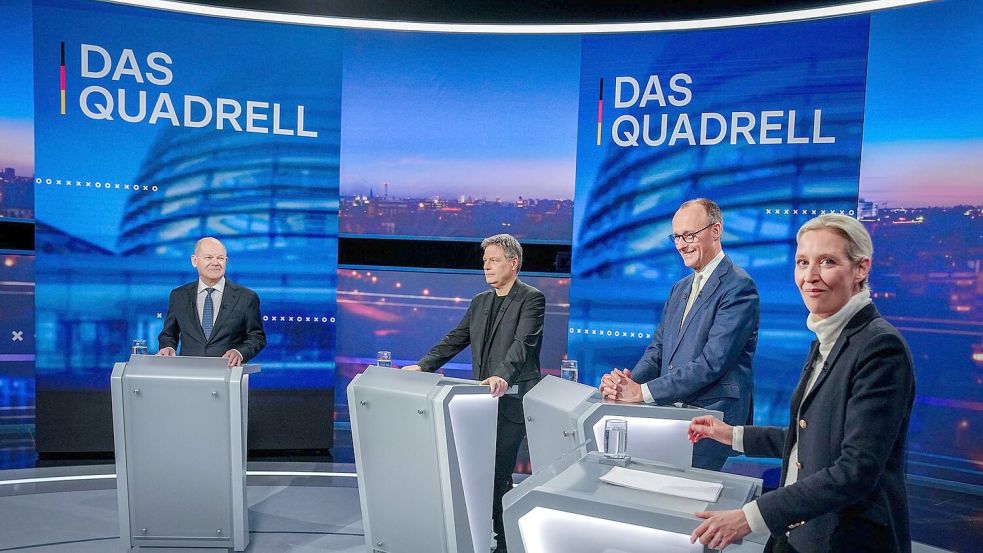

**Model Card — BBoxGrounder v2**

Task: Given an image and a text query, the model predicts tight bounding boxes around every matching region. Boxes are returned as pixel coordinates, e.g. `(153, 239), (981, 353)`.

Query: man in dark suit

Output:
(600, 198), (759, 470)
(403, 233), (545, 553)
(157, 237), (266, 367)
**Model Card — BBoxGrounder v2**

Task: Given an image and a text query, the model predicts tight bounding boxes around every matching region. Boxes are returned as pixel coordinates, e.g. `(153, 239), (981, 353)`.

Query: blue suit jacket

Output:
(632, 255), (759, 469)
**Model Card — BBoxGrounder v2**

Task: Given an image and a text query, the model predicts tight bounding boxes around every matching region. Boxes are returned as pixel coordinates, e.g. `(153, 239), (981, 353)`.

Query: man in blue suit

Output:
(600, 198), (759, 470)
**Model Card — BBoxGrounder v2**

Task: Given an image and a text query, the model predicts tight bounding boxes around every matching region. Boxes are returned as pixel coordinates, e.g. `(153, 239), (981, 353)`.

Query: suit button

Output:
(798, 419), (807, 429)
(795, 461), (803, 470)
(668, 364), (674, 371)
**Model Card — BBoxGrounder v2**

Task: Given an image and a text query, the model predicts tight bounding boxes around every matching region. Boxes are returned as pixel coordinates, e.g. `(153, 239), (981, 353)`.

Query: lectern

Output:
(111, 355), (259, 551)
(348, 366), (498, 553)
(503, 450), (766, 553)
(524, 375), (722, 472)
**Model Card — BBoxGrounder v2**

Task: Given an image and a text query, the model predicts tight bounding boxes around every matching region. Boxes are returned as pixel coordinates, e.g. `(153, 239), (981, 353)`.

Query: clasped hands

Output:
(598, 368), (644, 403)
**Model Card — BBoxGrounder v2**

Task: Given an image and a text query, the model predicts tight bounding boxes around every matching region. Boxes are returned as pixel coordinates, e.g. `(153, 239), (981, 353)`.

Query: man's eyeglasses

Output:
(668, 222), (715, 244)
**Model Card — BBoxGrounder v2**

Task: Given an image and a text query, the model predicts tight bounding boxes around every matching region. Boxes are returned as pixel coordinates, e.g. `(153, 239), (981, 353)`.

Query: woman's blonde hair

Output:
(797, 213), (873, 289)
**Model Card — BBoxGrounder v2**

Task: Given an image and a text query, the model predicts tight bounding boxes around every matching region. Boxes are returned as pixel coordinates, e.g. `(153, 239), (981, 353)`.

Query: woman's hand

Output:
(690, 509), (751, 550)
(688, 415), (734, 445)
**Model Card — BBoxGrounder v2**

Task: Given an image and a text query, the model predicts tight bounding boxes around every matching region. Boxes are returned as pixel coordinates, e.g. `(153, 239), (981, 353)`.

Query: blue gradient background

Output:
(0, 0), (34, 167)
(339, 31), (579, 241)
(569, 16), (869, 413)
(0, 0), (980, 550)
(31, 0), (342, 390)
(858, 0), (983, 497)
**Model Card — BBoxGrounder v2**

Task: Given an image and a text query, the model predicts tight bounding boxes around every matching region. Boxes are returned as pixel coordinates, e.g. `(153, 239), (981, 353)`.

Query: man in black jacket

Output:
(157, 237), (266, 366)
(403, 233), (545, 553)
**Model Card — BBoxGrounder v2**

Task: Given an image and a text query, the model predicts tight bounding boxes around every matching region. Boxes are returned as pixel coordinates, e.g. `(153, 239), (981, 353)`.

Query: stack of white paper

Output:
(599, 467), (723, 503)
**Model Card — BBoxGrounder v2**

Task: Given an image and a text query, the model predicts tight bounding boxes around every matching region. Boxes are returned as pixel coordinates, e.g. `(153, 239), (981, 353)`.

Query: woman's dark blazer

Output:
(743, 303), (915, 553)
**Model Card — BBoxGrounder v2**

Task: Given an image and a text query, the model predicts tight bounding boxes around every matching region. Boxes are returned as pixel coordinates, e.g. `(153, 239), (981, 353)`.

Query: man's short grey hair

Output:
(194, 236), (225, 255)
(481, 233), (523, 270)
(797, 213), (874, 289)
(679, 198), (723, 226)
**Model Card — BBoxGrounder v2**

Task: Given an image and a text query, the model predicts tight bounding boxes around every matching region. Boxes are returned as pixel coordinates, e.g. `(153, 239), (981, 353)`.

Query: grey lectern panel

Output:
(503, 451), (765, 553)
(522, 375), (596, 472)
(111, 355), (258, 551)
(524, 376), (722, 472)
(348, 366), (498, 553)
(579, 402), (721, 469)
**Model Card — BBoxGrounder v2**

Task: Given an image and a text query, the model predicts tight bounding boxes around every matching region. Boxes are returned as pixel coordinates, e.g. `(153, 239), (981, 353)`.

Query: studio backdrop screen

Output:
(0, 1), (979, 534)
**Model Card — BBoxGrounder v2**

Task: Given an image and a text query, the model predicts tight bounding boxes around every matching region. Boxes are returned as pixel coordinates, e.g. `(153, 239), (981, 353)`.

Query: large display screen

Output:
(31, 0), (340, 392)
(568, 16), (869, 413)
(339, 31), (578, 242)
(334, 269), (570, 416)
(333, 268), (569, 471)
(0, 0), (980, 549)
(0, 0), (34, 220)
(0, 254), (35, 468)
(858, 0), (982, 490)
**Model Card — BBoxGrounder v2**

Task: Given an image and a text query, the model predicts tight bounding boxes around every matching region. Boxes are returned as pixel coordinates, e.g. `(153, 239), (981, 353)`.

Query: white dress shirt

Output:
(641, 250), (726, 404)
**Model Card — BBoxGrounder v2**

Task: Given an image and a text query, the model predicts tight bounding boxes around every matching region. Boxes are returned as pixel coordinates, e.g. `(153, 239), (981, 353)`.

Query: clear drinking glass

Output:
(131, 339), (148, 355)
(604, 419), (628, 458)
(560, 359), (579, 382)
(376, 350), (392, 368)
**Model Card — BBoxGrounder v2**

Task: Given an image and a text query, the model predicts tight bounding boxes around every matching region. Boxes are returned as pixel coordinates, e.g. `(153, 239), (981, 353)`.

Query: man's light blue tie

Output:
(202, 288), (216, 340)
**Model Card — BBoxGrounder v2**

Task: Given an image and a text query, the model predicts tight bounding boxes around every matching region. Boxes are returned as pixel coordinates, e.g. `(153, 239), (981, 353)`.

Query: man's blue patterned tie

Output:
(202, 288), (216, 339)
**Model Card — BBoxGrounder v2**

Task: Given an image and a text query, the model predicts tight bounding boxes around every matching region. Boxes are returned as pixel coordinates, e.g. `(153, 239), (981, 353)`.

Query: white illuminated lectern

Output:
(504, 450), (766, 553)
(110, 354), (258, 551)
(524, 375), (722, 472)
(348, 366), (499, 553)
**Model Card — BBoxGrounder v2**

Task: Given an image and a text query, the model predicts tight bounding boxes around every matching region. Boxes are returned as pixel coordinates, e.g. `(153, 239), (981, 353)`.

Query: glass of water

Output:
(560, 359), (579, 382)
(376, 351), (392, 368)
(604, 419), (628, 458)
(131, 339), (148, 356)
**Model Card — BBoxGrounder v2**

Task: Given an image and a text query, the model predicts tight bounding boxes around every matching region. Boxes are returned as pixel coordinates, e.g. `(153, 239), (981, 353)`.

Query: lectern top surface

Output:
(354, 365), (490, 396)
(523, 375), (597, 415)
(122, 354), (259, 375)
(541, 453), (758, 515)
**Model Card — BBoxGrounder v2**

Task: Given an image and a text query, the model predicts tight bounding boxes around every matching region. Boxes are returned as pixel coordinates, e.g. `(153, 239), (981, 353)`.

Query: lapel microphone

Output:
(803, 342), (820, 373)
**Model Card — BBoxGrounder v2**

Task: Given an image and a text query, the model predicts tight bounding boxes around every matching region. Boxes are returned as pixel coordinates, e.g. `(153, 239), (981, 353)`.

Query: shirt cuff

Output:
(742, 500), (769, 535)
(640, 382), (654, 403)
(732, 426), (745, 453)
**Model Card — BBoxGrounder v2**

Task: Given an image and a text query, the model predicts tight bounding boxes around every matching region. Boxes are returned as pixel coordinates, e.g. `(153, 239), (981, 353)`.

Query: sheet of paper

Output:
(599, 466), (723, 503)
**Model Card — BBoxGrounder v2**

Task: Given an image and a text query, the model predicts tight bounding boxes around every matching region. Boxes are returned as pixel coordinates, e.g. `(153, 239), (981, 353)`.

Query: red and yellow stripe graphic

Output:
(60, 42), (66, 115)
